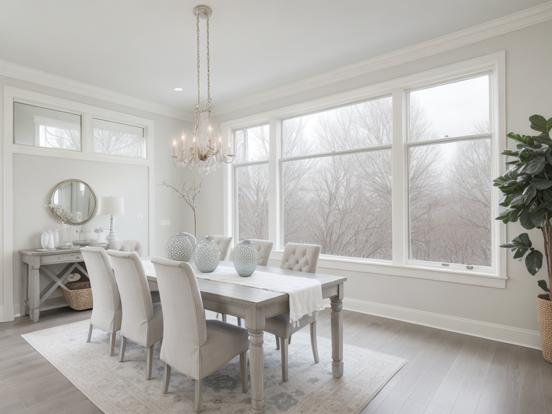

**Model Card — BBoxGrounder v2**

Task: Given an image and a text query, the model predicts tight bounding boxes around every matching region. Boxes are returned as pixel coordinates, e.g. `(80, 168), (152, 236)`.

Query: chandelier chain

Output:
(196, 12), (201, 107)
(206, 13), (211, 105)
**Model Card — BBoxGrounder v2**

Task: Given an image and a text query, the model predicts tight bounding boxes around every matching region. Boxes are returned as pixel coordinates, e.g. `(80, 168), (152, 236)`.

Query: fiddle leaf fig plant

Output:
(494, 114), (552, 296)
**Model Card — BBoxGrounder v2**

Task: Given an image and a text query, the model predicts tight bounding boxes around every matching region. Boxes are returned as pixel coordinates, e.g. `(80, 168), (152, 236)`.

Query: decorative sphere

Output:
(167, 232), (196, 261)
(233, 240), (257, 277)
(194, 237), (220, 273)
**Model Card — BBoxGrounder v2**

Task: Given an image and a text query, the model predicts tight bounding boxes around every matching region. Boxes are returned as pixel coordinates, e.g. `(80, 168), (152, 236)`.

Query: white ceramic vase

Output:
(167, 232), (197, 261)
(233, 240), (257, 277)
(194, 237), (220, 273)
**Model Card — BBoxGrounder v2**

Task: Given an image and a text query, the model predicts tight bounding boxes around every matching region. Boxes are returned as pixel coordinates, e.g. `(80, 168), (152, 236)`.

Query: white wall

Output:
(198, 21), (552, 347)
(0, 75), (194, 319)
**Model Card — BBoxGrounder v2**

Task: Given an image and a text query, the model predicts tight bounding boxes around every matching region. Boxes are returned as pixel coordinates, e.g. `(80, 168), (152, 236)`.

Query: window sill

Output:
(270, 250), (507, 289)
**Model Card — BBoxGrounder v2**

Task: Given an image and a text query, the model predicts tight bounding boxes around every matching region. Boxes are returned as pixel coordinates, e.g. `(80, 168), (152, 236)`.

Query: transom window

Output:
(13, 100), (149, 160)
(229, 64), (500, 277)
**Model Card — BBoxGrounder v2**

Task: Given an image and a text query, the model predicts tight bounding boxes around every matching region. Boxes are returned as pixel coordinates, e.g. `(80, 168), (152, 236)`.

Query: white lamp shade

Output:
(99, 196), (125, 216)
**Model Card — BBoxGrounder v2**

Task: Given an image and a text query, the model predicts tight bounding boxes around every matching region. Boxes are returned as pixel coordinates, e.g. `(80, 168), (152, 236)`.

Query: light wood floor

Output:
(1, 308), (551, 414)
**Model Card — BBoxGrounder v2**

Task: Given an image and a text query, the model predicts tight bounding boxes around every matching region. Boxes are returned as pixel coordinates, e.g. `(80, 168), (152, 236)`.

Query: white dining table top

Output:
(141, 259), (346, 305)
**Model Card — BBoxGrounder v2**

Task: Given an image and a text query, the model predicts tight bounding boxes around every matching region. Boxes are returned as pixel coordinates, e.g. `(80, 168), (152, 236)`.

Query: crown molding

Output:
(0, 59), (191, 121)
(216, 0), (552, 120)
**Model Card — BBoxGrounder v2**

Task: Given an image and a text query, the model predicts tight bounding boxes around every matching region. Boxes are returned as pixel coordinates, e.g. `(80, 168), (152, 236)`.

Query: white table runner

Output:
(197, 266), (324, 325)
(143, 260), (324, 325)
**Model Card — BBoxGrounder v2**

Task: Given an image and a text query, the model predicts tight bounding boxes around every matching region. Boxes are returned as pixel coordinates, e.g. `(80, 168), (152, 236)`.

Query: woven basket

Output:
(62, 281), (93, 311)
(537, 294), (552, 363)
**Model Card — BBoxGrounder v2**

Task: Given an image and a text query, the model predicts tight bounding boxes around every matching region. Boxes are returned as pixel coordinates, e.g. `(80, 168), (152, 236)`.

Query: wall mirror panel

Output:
(48, 179), (97, 224)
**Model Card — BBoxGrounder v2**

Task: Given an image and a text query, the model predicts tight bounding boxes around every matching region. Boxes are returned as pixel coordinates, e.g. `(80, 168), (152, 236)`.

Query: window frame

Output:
(231, 124), (271, 243)
(222, 52), (506, 288)
(10, 89), (153, 165)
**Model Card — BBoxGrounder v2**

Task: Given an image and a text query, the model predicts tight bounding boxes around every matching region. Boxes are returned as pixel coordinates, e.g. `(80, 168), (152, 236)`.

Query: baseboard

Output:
(344, 298), (541, 350)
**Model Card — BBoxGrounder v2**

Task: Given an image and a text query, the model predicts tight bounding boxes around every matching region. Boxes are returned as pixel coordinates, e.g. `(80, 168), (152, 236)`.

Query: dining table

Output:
(142, 260), (347, 414)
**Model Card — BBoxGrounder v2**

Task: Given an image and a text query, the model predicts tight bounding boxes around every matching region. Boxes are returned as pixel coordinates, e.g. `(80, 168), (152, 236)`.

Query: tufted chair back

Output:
(111, 240), (143, 257)
(249, 239), (274, 266)
(208, 235), (232, 260)
(280, 243), (321, 273)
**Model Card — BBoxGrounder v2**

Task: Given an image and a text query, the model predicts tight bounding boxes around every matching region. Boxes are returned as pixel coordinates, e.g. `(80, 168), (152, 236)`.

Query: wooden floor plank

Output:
(1, 307), (551, 414)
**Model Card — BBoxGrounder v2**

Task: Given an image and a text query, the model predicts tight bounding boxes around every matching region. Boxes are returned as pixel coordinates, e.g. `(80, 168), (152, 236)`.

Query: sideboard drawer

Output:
(41, 253), (83, 265)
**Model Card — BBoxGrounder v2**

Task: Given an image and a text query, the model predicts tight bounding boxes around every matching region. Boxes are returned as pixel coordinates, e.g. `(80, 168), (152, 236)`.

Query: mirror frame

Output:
(48, 179), (97, 225)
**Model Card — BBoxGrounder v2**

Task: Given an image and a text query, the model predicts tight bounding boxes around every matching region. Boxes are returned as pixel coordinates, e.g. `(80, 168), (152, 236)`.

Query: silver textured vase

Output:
(194, 236), (220, 273)
(167, 232), (196, 261)
(233, 240), (257, 277)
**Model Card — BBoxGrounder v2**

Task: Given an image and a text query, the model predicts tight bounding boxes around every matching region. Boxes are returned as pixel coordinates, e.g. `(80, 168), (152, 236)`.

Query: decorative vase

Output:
(194, 236), (220, 273)
(167, 232), (197, 261)
(40, 231), (51, 249)
(233, 240), (257, 277)
(537, 294), (552, 363)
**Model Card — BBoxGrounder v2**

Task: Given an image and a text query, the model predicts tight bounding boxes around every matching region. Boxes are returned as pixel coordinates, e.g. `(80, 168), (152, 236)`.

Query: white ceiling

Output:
(0, 0), (547, 114)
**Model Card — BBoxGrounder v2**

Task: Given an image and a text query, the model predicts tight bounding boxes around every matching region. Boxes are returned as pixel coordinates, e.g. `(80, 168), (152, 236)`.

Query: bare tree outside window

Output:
(234, 125), (270, 241)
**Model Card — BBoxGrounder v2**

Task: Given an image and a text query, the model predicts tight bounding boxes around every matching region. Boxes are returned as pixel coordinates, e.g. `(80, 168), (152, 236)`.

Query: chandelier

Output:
(171, 5), (233, 170)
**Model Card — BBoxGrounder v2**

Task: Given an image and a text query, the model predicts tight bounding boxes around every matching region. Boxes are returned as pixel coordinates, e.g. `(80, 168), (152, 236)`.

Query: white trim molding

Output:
(0, 59), (189, 121)
(344, 298), (541, 350)
(215, 1), (552, 119)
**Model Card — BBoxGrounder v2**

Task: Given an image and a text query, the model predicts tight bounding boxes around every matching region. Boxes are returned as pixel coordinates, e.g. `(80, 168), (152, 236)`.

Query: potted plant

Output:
(495, 114), (552, 362)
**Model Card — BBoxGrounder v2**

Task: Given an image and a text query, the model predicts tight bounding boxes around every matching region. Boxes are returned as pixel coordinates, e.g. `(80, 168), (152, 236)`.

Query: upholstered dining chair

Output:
(265, 242), (321, 382)
(152, 257), (249, 412)
(81, 247), (122, 356)
(208, 235), (232, 260)
(108, 250), (163, 380)
(111, 239), (143, 256)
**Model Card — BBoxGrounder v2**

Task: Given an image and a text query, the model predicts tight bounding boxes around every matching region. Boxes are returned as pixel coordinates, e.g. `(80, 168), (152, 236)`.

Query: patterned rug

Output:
(22, 320), (405, 413)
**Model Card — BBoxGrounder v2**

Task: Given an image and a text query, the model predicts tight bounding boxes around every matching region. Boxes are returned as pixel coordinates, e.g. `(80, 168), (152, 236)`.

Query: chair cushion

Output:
(199, 320), (249, 377)
(265, 313), (316, 338)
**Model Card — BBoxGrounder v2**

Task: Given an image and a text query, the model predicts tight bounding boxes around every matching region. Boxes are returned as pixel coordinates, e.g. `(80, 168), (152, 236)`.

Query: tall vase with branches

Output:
(162, 175), (203, 237)
(494, 114), (552, 361)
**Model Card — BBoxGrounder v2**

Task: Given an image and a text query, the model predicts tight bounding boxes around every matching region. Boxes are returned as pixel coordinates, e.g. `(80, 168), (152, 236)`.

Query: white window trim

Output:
(1, 87), (157, 321)
(221, 52), (507, 289)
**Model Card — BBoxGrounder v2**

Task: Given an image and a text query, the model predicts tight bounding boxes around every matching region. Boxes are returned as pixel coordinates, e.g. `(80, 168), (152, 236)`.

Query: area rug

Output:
(22, 320), (405, 413)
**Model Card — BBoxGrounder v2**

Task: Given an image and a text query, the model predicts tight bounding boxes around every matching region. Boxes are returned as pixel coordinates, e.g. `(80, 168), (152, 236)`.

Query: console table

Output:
(20, 249), (89, 322)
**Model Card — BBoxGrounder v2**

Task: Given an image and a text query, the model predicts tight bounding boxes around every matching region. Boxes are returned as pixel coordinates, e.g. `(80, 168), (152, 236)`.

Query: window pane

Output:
(408, 75), (490, 141)
(409, 139), (491, 266)
(282, 96), (392, 158)
(14, 102), (81, 150)
(234, 124), (269, 163)
(283, 151), (392, 260)
(236, 164), (269, 240)
(92, 119), (146, 158)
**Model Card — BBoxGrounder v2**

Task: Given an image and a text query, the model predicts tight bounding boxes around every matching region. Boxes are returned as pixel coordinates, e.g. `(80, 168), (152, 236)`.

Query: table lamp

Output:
(99, 196), (125, 248)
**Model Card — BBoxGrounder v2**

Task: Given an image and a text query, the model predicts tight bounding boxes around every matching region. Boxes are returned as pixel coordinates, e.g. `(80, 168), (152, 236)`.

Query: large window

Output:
(233, 125), (270, 241)
(228, 59), (501, 280)
(282, 97), (393, 260)
(407, 75), (492, 268)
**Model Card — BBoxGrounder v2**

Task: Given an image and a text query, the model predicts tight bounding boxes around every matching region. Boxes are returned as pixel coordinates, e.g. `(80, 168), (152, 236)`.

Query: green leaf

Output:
(513, 247), (529, 259)
(519, 209), (536, 229)
(525, 249), (543, 275)
(513, 233), (532, 248)
(530, 115), (548, 133)
(524, 156), (546, 175)
(547, 117), (552, 132)
(531, 178), (552, 190)
(538, 279), (550, 293)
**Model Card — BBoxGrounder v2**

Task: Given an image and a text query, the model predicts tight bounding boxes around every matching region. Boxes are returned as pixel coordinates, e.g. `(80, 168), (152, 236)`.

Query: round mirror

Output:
(48, 179), (97, 224)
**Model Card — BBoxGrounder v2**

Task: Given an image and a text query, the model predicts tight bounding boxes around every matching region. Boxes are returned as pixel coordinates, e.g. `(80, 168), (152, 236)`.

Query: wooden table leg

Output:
(331, 290), (344, 378)
(249, 329), (265, 413)
(28, 264), (40, 322)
